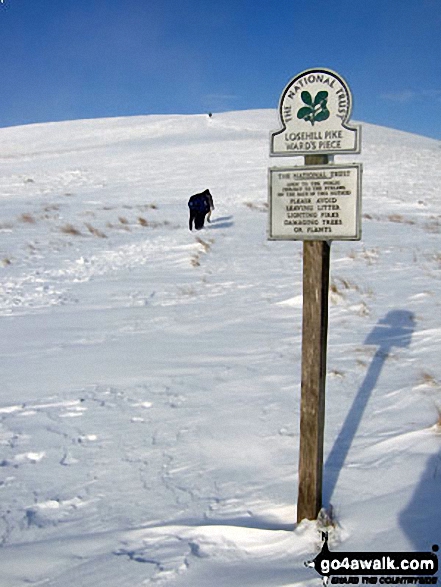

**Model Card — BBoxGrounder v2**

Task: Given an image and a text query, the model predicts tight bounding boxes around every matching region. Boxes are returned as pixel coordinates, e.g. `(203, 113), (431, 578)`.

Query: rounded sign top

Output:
(271, 68), (361, 156)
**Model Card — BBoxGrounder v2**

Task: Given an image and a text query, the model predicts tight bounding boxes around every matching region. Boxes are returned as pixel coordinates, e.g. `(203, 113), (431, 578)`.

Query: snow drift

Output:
(0, 110), (440, 586)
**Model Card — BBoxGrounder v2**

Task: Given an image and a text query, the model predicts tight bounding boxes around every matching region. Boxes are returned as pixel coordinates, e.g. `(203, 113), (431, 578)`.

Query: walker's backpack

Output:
(188, 193), (209, 213)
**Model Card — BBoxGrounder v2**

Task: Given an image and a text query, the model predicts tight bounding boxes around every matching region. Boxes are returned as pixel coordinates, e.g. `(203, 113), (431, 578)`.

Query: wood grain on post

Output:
(297, 154), (330, 523)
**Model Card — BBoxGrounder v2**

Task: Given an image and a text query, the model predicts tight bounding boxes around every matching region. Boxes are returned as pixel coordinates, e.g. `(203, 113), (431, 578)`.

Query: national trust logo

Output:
(271, 68), (361, 155)
(297, 90), (330, 126)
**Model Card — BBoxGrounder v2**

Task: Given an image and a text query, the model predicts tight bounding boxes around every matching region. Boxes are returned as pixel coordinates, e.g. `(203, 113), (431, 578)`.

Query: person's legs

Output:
(189, 210), (197, 230)
(195, 212), (205, 230)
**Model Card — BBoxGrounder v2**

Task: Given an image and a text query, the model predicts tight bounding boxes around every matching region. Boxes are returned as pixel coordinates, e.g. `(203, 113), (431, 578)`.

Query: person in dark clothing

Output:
(188, 189), (214, 231)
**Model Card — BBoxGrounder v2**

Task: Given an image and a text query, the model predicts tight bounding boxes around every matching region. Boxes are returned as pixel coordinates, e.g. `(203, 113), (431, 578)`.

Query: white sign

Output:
(271, 69), (360, 156)
(268, 164), (362, 241)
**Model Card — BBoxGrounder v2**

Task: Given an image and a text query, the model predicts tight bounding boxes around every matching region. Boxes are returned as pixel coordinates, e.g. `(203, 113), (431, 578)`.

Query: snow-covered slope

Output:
(0, 111), (440, 586)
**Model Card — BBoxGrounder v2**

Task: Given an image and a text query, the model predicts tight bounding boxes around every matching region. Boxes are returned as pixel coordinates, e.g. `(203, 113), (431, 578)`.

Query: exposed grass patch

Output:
(346, 247), (380, 264)
(190, 236), (214, 267)
(424, 220), (441, 234)
(363, 213), (381, 221)
(244, 201), (268, 212)
(138, 203), (158, 211)
(360, 247), (380, 265)
(354, 301), (370, 317)
(331, 277), (351, 293)
(388, 214), (416, 225)
(195, 236), (212, 253)
(421, 372), (439, 388)
(60, 223), (82, 236)
(43, 204), (60, 212)
(85, 223), (107, 238)
(138, 217), (170, 228)
(330, 277), (371, 315)
(317, 505), (338, 533)
(178, 286), (197, 296)
(330, 276), (359, 302)
(19, 213), (36, 224)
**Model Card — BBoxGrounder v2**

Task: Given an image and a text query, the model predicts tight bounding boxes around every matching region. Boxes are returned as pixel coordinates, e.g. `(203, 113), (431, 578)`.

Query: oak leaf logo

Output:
(297, 91), (330, 125)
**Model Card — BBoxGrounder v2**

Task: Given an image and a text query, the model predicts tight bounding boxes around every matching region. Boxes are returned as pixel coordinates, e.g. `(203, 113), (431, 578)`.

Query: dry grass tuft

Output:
(60, 224), (82, 236)
(190, 255), (201, 267)
(330, 282), (341, 295)
(330, 277), (355, 302)
(178, 286), (197, 296)
(331, 277), (353, 292)
(244, 201), (268, 212)
(388, 214), (416, 225)
(360, 247), (380, 265)
(138, 203), (158, 211)
(424, 220), (441, 234)
(388, 214), (404, 223)
(317, 505), (338, 531)
(43, 204), (60, 212)
(19, 213), (36, 224)
(421, 372), (439, 387)
(85, 223), (107, 238)
(195, 236), (212, 253)
(138, 217), (167, 228)
(190, 235), (215, 267)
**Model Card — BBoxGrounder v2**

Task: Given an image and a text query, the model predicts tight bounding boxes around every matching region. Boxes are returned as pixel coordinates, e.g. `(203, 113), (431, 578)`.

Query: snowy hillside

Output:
(0, 110), (440, 586)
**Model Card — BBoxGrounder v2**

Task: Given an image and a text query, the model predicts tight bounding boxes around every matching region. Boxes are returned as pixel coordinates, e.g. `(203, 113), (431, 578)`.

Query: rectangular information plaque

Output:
(268, 163), (362, 241)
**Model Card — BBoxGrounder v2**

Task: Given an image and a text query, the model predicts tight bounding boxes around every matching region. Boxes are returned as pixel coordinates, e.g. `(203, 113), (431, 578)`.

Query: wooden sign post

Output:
(297, 154), (330, 522)
(268, 70), (362, 523)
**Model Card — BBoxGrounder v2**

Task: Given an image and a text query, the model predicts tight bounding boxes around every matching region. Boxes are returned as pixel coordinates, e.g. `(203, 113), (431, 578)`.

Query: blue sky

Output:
(1, 0), (440, 139)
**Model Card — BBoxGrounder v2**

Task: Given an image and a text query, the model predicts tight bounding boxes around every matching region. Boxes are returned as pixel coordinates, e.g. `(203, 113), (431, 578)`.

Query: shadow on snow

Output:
(399, 444), (441, 550)
(207, 215), (234, 229)
(324, 310), (416, 505)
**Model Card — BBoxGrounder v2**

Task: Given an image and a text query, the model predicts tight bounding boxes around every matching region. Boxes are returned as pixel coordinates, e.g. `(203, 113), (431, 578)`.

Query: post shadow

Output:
(399, 447), (441, 550)
(323, 310), (415, 505)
